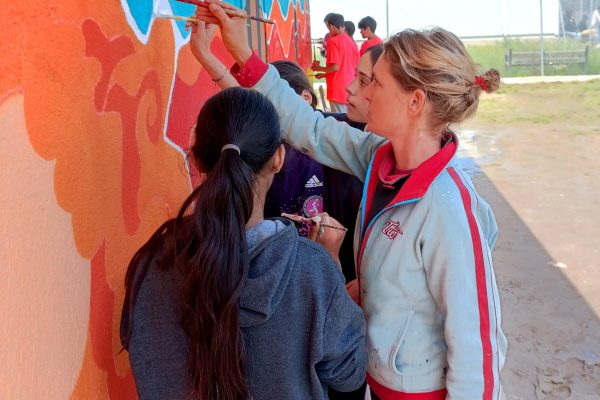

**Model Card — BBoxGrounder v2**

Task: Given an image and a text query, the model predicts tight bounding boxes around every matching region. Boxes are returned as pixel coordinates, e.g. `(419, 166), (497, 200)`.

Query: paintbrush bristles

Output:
(155, 13), (199, 23)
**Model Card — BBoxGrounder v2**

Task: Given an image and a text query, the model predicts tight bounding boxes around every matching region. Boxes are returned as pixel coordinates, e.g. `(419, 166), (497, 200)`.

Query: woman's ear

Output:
(301, 89), (313, 106)
(407, 88), (427, 116)
(271, 143), (286, 173)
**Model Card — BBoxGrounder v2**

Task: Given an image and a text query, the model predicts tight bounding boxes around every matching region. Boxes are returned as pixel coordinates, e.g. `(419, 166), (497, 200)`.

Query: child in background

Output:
(358, 16), (384, 56)
(312, 13), (359, 113)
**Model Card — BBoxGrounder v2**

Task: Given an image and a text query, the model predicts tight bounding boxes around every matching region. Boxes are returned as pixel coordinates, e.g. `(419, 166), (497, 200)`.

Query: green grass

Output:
(310, 37), (599, 82)
(466, 37), (600, 77)
(471, 79), (600, 129)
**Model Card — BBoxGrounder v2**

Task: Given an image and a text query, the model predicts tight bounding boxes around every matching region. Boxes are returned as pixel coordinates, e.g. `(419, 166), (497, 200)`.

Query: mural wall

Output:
(0, 1), (310, 399)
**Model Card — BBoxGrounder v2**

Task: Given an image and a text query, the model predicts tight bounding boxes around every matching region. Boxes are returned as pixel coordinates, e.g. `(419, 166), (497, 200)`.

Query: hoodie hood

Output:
(240, 219), (299, 327)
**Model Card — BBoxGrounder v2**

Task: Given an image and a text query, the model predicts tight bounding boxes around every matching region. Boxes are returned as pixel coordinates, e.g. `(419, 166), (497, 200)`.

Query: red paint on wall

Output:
(90, 243), (137, 399)
(266, 0), (312, 69)
(83, 19), (135, 111)
(105, 71), (163, 235)
(165, 44), (231, 151)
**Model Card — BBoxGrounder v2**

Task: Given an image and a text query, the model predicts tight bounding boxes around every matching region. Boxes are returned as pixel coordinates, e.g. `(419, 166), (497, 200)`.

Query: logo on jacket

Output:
(305, 175), (323, 188)
(303, 195), (323, 217)
(382, 219), (403, 240)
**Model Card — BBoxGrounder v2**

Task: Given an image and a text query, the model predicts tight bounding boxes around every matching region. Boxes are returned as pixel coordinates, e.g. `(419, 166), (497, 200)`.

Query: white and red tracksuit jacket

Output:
(233, 56), (507, 400)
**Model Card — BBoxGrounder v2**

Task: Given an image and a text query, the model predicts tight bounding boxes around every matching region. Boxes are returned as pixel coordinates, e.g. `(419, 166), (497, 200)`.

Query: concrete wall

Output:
(0, 1), (310, 398)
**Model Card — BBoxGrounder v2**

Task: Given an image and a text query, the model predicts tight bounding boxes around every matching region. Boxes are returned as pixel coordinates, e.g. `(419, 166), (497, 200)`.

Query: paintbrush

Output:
(177, 0), (274, 24)
(281, 213), (348, 232)
(155, 12), (199, 24)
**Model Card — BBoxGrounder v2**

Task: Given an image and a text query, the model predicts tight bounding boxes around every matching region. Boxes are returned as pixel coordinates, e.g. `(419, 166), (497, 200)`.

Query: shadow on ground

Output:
(473, 173), (600, 400)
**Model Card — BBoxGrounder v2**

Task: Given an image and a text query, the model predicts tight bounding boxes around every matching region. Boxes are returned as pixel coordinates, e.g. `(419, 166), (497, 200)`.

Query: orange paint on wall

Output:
(266, 0), (293, 58)
(265, 0), (311, 67)
(1, 1), (189, 398)
(0, 94), (90, 399)
(1, 1), (311, 398)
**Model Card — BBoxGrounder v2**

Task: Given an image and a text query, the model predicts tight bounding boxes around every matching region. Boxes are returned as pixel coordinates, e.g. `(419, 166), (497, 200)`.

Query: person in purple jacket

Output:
(263, 60), (365, 242)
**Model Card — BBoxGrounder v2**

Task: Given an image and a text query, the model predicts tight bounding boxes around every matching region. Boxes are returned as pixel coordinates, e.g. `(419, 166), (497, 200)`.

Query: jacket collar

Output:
(360, 133), (458, 236)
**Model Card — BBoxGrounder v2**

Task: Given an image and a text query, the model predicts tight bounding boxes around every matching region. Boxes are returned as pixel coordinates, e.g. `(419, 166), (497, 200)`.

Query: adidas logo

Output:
(305, 175), (323, 188)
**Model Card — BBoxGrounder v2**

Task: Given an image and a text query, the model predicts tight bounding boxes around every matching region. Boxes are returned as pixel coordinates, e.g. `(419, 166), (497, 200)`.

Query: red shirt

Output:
(325, 33), (359, 104)
(359, 35), (384, 56)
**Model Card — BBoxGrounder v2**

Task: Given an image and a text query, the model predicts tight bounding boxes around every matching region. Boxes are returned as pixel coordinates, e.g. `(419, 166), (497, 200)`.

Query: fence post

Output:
(584, 45), (589, 73)
(539, 0), (545, 76)
(385, 0), (389, 40)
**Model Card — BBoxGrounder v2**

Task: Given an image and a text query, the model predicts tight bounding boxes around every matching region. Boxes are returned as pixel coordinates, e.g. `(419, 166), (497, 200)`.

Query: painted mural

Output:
(0, 1), (310, 398)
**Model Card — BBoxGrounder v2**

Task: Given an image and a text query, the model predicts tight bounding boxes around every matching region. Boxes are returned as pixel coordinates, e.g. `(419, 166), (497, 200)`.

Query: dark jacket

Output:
(120, 219), (367, 400)
(264, 113), (365, 282)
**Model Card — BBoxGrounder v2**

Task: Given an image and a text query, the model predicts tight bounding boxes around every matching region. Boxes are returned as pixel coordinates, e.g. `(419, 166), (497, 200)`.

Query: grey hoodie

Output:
(121, 219), (366, 399)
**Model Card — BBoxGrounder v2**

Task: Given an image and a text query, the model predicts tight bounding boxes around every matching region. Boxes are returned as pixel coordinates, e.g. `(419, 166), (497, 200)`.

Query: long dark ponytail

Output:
(123, 87), (281, 399)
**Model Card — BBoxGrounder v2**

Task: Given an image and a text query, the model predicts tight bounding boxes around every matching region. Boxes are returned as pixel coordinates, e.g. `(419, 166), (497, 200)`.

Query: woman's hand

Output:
(188, 19), (239, 89)
(194, 1), (252, 66)
(346, 279), (359, 304)
(307, 212), (346, 267)
(311, 60), (323, 72)
(188, 20), (217, 63)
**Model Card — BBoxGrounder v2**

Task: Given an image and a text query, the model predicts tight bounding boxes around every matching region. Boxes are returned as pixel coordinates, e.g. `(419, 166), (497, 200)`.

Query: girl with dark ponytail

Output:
(120, 87), (366, 400)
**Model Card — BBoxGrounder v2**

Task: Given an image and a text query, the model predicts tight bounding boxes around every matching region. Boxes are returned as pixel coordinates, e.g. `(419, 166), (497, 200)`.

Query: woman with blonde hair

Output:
(196, 2), (506, 399)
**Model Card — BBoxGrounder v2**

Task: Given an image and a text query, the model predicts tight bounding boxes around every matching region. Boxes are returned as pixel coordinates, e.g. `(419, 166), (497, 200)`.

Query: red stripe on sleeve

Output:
(448, 167), (494, 400)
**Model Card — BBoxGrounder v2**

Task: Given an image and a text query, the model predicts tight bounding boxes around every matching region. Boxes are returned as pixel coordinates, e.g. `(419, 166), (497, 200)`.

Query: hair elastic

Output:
(221, 144), (241, 155)
(475, 75), (487, 91)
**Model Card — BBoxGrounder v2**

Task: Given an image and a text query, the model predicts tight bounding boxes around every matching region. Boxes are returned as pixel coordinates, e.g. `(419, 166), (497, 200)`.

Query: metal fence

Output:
(311, 0), (599, 77)
(528, 0), (599, 76)
(559, 0), (598, 38)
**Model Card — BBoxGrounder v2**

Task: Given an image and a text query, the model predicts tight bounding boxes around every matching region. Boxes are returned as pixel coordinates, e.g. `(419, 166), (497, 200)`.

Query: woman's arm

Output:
(251, 65), (383, 180)
(194, 2), (385, 179)
(188, 20), (238, 89)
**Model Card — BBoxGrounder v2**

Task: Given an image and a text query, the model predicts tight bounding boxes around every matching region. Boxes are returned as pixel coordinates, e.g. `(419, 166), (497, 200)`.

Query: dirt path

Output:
(458, 122), (600, 399)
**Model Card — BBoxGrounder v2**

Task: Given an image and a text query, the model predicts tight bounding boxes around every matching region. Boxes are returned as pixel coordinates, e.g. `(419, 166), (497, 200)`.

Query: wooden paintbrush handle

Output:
(176, 0), (274, 24)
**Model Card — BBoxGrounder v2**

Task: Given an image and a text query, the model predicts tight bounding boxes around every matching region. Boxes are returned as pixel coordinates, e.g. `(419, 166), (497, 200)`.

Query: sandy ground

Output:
(457, 122), (600, 399)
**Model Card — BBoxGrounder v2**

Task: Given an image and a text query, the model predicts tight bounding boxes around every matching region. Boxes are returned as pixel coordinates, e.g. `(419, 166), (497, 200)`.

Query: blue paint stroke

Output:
(261, 0), (301, 20)
(125, 0), (153, 35)
(260, 0), (274, 16)
(123, 0), (247, 39)
(168, 0), (197, 38)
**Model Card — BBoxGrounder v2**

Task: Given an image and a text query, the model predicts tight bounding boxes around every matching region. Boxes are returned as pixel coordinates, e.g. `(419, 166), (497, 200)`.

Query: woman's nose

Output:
(346, 80), (356, 95)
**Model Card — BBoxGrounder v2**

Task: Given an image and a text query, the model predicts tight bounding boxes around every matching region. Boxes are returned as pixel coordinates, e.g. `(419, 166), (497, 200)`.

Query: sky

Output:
(309, 0), (560, 41)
